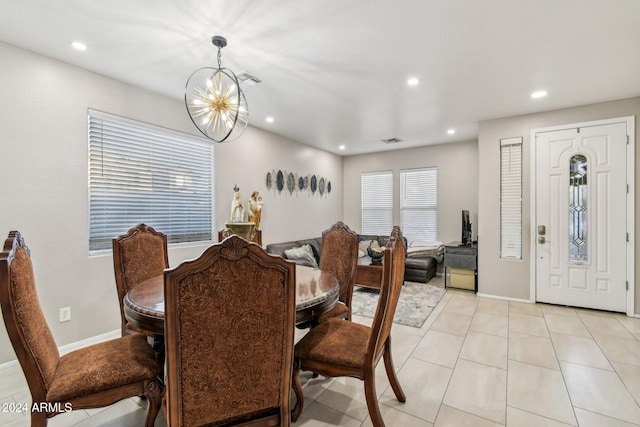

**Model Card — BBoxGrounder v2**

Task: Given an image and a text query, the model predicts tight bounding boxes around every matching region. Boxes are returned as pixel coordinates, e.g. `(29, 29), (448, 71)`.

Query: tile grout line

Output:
(541, 305), (580, 427)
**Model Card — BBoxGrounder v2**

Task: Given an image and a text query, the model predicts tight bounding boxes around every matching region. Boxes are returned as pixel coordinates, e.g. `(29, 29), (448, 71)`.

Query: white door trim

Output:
(530, 116), (635, 316)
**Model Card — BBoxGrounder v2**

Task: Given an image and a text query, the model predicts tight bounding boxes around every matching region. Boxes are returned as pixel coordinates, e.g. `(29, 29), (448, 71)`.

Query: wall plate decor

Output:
(266, 170), (331, 198)
(276, 170), (284, 192)
(310, 175), (317, 193)
(287, 172), (295, 194)
(266, 171), (273, 190)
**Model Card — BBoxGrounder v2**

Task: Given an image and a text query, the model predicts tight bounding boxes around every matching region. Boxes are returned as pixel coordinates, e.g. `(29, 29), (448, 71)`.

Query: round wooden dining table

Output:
(123, 264), (340, 335)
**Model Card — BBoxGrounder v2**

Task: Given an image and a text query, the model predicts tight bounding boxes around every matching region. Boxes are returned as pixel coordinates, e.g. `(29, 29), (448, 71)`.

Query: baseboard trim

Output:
(476, 294), (639, 316)
(0, 329), (120, 372)
(476, 293), (532, 304)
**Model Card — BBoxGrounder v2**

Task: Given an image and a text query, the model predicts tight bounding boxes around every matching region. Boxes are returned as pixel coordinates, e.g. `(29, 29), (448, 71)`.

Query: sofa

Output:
(403, 240), (443, 283)
(265, 234), (439, 284)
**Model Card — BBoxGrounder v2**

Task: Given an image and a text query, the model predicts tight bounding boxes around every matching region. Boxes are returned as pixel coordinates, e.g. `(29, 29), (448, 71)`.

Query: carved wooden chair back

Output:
(164, 235), (296, 427)
(112, 223), (169, 336)
(0, 231), (163, 427)
(369, 226), (406, 362)
(319, 221), (359, 315)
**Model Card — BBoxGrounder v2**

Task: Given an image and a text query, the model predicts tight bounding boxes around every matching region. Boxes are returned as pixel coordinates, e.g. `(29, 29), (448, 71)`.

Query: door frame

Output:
(529, 116), (635, 316)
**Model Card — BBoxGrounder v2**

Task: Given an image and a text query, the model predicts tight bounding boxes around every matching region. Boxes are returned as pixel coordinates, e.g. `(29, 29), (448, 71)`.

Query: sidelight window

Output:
(500, 137), (523, 259)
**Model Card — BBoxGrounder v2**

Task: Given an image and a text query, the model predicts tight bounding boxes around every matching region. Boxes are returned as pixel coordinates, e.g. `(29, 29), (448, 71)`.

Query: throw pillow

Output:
(284, 244), (319, 268)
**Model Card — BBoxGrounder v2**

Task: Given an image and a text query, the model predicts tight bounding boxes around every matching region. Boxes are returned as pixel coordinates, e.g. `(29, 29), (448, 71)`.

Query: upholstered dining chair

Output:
(0, 231), (163, 427)
(315, 221), (359, 322)
(292, 226), (407, 427)
(113, 223), (169, 337)
(164, 235), (296, 426)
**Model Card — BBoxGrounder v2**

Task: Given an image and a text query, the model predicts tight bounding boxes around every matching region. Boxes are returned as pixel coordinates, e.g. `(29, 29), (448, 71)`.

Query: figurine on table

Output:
(247, 191), (263, 229)
(230, 185), (244, 222)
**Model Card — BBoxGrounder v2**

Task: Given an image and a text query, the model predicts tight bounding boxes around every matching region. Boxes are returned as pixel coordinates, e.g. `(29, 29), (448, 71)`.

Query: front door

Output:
(535, 121), (628, 312)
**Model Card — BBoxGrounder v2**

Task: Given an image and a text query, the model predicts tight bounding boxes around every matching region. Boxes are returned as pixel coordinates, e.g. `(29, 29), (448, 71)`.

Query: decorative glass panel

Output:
(569, 154), (588, 262)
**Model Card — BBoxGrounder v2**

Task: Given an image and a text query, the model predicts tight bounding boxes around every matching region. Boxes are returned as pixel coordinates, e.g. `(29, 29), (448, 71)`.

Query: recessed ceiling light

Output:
(531, 90), (547, 99)
(265, 117), (274, 123)
(447, 129), (455, 135)
(407, 77), (419, 86)
(71, 41), (87, 51)
(339, 145), (346, 150)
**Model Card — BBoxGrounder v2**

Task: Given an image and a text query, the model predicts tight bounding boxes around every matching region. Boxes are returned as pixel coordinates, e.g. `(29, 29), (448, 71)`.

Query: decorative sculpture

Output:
(247, 191), (263, 229)
(230, 185), (244, 222)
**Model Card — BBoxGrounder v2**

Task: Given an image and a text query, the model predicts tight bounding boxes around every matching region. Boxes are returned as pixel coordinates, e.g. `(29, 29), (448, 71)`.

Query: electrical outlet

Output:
(59, 307), (71, 322)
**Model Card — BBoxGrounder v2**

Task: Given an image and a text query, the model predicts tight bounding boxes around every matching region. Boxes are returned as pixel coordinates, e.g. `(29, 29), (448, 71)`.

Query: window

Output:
(88, 110), (214, 253)
(361, 171), (393, 235)
(500, 137), (522, 259)
(400, 168), (438, 242)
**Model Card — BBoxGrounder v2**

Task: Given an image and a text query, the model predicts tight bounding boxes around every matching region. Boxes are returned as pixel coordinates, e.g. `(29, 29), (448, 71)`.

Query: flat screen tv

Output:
(461, 210), (472, 246)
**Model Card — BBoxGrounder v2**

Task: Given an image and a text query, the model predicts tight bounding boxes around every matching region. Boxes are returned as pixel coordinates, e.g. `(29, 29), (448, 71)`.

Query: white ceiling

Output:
(0, 0), (638, 155)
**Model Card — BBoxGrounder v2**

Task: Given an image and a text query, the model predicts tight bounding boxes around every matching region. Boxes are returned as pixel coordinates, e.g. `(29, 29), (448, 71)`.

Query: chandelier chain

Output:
(217, 47), (222, 69)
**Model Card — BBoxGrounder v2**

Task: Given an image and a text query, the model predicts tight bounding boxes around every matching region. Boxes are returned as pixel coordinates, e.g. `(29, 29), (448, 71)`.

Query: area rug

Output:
(350, 281), (446, 328)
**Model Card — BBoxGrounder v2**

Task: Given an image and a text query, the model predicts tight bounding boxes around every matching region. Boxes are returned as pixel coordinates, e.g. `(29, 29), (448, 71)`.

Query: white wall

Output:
(343, 140), (479, 244)
(478, 96), (640, 315)
(215, 130), (343, 246)
(0, 41), (342, 363)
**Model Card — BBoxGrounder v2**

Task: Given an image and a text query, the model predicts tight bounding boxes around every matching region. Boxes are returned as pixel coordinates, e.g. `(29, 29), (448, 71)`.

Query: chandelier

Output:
(185, 36), (249, 142)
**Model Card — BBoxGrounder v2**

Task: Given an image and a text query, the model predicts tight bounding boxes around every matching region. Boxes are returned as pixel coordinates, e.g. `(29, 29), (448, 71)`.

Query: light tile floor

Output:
(2, 276), (640, 426)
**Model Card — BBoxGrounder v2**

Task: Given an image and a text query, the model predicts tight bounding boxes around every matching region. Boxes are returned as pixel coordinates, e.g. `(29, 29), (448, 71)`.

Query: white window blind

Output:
(361, 171), (393, 235)
(88, 110), (214, 253)
(500, 137), (523, 259)
(400, 168), (438, 242)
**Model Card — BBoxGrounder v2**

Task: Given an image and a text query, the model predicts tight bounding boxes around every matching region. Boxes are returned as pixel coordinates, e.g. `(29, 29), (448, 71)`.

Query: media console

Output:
(444, 242), (478, 292)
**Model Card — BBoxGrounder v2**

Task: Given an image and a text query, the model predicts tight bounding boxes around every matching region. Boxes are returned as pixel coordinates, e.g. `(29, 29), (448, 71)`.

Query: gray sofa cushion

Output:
(266, 237), (322, 265)
(284, 244), (319, 268)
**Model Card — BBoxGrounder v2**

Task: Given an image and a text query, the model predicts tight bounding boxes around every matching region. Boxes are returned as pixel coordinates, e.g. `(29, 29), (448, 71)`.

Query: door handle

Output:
(538, 236), (548, 244)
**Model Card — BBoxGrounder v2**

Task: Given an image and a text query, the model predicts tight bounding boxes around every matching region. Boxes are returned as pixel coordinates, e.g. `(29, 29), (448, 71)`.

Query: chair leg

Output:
(144, 378), (163, 427)
(291, 359), (304, 422)
(363, 370), (385, 427)
(383, 338), (406, 402)
(30, 411), (47, 427)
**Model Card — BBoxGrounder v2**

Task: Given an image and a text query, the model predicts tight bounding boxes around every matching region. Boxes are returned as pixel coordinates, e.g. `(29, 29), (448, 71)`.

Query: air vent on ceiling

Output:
(381, 137), (403, 144)
(236, 71), (262, 87)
